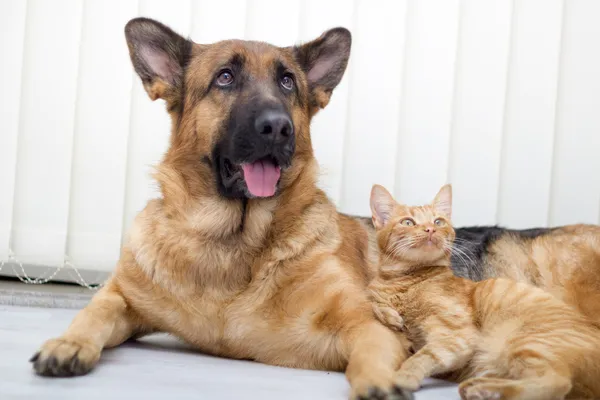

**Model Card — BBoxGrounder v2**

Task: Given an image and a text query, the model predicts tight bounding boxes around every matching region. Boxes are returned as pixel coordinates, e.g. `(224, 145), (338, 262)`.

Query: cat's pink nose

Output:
(425, 227), (436, 239)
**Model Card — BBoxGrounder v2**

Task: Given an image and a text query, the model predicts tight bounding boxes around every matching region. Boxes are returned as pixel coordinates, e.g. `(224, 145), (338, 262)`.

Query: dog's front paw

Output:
(30, 337), (100, 377)
(353, 385), (415, 400)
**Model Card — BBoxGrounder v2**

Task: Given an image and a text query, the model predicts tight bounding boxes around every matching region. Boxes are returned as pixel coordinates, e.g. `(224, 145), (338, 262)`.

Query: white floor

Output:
(0, 305), (459, 399)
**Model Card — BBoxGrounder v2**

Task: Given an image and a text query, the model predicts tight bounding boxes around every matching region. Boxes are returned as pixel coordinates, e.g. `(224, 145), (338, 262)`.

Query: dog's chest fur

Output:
(117, 194), (355, 368)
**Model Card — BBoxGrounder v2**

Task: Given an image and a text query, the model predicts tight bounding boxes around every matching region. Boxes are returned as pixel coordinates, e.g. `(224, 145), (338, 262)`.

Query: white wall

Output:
(1, 0), (599, 275)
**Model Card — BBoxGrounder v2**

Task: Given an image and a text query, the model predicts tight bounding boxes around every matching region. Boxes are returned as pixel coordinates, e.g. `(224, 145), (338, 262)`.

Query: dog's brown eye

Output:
(280, 74), (294, 90)
(216, 70), (234, 86)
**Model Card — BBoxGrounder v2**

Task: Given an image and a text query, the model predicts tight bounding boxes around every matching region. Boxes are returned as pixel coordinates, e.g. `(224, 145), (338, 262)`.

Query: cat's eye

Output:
(400, 218), (415, 227)
(434, 218), (445, 226)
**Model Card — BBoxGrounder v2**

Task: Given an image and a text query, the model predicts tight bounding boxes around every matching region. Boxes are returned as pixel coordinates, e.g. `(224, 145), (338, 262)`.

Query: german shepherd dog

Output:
(30, 17), (600, 400)
(29, 18), (413, 400)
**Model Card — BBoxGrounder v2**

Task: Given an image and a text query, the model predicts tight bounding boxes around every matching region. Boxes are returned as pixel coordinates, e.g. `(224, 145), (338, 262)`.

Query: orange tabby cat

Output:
(368, 184), (600, 400)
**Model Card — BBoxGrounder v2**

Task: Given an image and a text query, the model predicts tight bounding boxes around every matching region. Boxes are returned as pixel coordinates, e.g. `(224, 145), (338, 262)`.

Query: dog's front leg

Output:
(30, 279), (141, 376)
(344, 320), (414, 400)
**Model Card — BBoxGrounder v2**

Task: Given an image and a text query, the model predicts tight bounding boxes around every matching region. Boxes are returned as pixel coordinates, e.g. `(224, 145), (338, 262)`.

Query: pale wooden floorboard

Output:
(0, 305), (458, 399)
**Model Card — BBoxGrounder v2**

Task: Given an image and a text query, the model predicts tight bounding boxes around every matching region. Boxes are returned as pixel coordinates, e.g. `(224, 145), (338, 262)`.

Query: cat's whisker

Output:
(390, 237), (419, 251)
(452, 244), (477, 264)
(391, 241), (420, 257)
(448, 245), (477, 268)
(391, 241), (416, 256)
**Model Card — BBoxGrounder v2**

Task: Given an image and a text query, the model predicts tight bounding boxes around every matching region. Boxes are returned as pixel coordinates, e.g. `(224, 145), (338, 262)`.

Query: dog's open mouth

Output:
(220, 156), (282, 198)
(240, 157), (281, 198)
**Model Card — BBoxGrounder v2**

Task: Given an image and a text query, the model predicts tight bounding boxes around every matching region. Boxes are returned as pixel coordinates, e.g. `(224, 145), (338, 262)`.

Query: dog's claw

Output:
(355, 385), (414, 400)
(29, 352), (40, 362)
(392, 385), (415, 400)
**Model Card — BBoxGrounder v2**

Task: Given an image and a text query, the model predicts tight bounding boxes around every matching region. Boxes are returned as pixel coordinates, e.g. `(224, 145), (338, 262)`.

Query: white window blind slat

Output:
(191, 0), (246, 43)
(448, 0), (512, 227)
(0, 0), (27, 260)
(497, 0), (564, 228)
(549, 0), (600, 226)
(341, 0), (408, 216)
(12, 0), (83, 266)
(394, 0), (460, 207)
(66, 0), (139, 271)
(245, 0), (300, 45)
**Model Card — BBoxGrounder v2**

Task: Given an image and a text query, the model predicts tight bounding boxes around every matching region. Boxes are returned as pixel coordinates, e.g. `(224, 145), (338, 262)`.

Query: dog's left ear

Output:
(125, 17), (192, 104)
(291, 27), (351, 112)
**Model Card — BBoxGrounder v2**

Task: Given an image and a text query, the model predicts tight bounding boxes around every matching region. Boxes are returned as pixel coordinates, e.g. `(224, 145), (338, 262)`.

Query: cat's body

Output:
(367, 184), (600, 400)
(370, 264), (600, 399)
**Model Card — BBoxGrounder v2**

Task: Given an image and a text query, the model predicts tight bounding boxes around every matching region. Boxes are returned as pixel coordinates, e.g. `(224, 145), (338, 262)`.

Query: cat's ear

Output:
(370, 185), (396, 229)
(433, 184), (452, 218)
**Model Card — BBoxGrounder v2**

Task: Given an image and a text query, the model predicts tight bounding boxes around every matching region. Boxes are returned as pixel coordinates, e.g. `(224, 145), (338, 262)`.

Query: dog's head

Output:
(125, 18), (351, 199)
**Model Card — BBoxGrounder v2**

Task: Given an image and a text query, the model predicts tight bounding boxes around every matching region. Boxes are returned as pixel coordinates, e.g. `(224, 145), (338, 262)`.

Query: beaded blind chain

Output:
(0, 249), (102, 290)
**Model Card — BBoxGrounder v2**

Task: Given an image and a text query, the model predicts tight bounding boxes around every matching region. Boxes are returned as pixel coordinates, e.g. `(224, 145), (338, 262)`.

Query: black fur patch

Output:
(452, 225), (555, 280)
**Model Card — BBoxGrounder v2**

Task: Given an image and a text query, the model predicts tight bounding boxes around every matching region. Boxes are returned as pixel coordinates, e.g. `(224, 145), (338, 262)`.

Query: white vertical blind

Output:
(341, 0), (407, 215)
(0, 0), (27, 260)
(548, 0), (600, 226)
(245, 0), (299, 45)
(497, 0), (564, 228)
(11, 0), (83, 266)
(447, 0), (512, 226)
(191, 0), (245, 43)
(66, 0), (138, 271)
(394, 0), (460, 207)
(1, 0), (599, 277)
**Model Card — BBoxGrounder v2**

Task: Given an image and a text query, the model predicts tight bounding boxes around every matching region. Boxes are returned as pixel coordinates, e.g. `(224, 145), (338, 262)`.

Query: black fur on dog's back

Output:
(452, 225), (555, 280)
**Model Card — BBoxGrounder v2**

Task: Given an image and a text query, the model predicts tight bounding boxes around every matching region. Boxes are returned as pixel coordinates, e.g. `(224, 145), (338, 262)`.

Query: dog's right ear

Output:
(292, 27), (351, 113)
(124, 17), (192, 102)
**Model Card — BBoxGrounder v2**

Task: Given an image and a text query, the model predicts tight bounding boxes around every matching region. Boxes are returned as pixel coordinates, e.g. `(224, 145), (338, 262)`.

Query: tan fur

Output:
(31, 24), (411, 400)
(368, 184), (600, 400)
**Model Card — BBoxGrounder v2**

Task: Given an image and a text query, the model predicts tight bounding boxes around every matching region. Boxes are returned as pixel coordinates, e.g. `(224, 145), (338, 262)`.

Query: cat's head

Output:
(370, 184), (454, 264)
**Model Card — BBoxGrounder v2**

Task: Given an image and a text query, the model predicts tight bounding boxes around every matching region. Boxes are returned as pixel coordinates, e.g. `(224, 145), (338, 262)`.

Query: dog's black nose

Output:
(254, 110), (293, 139)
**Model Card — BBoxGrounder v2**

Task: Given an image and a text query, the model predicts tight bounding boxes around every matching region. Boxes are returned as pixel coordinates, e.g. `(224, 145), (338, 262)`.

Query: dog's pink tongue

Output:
(242, 160), (281, 197)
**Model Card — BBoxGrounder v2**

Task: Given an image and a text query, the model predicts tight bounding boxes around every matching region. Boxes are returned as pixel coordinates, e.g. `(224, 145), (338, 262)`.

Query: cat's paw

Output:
(373, 304), (405, 331)
(459, 378), (505, 400)
(394, 371), (421, 391)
